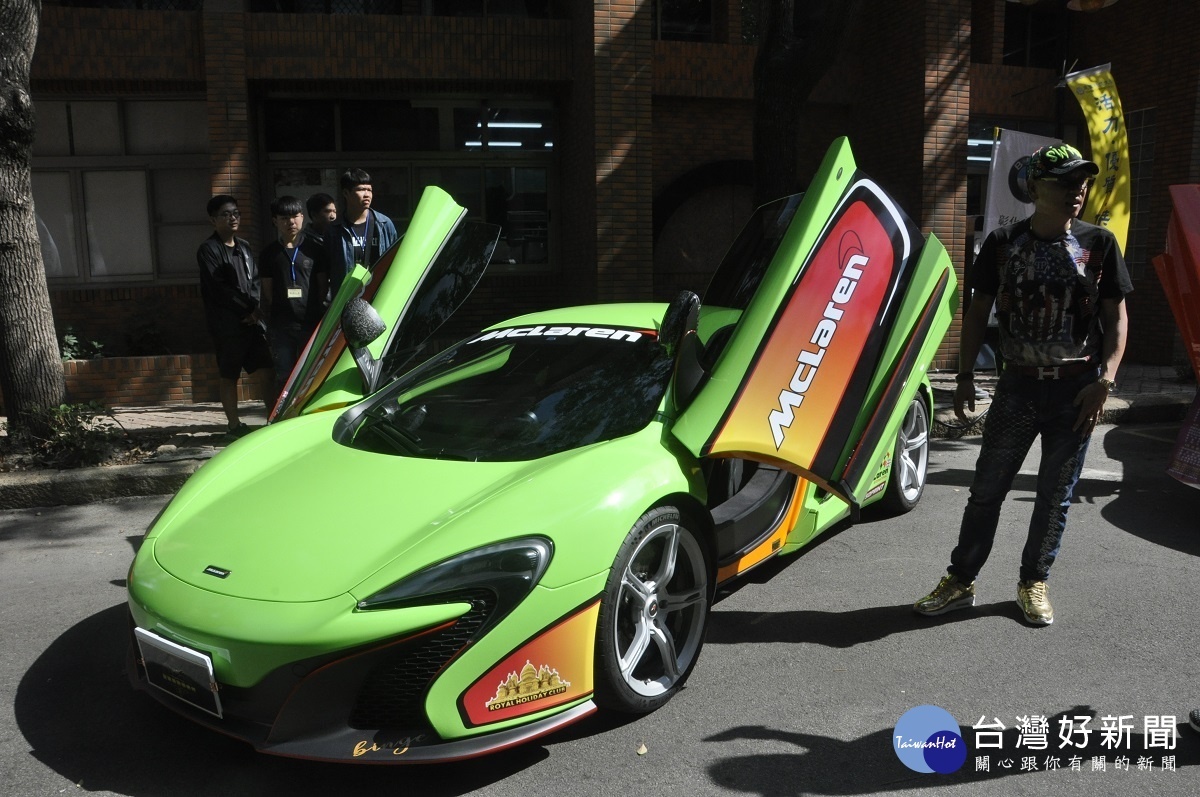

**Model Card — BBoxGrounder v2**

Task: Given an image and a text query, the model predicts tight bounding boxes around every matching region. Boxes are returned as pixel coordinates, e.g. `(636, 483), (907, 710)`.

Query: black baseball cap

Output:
(1027, 143), (1100, 181)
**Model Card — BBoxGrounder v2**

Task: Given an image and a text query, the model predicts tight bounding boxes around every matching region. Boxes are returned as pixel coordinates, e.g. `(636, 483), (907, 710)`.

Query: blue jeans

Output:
(948, 369), (1096, 584)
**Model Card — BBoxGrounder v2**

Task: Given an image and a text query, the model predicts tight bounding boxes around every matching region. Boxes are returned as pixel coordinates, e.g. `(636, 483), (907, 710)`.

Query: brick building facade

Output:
(19, 0), (1200, 407)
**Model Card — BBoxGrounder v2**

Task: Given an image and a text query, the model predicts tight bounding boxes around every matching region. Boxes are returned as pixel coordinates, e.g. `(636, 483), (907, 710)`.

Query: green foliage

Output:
(59, 327), (106, 360)
(6, 401), (124, 468)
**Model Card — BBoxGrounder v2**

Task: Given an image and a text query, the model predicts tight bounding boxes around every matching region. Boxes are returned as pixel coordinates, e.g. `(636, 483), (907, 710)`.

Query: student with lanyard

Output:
(259, 195), (329, 403)
(326, 168), (399, 296)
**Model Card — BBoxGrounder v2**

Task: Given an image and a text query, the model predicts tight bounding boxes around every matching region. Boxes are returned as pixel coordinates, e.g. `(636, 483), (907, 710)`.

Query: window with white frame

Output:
(32, 99), (211, 283)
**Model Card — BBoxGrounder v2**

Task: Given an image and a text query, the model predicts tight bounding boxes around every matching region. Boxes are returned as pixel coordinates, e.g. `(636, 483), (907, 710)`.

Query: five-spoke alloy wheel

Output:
(881, 393), (930, 513)
(595, 506), (711, 713)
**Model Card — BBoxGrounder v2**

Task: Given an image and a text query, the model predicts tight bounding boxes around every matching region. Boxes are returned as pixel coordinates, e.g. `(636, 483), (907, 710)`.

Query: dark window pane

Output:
(455, 105), (554, 152)
(263, 100), (336, 153)
(428, 0), (484, 15)
(248, 0), (403, 11)
(341, 102), (440, 152)
(417, 167), (481, 217)
(1002, 3), (1068, 68)
(486, 166), (548, 265)
(655, 0), (713, 42)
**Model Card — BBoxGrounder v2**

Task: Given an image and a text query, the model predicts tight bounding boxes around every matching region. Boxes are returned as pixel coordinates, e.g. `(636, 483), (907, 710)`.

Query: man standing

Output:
(305, 192), (337, 245)
(197, 195), (275, 439)
(913, 143), (1131, 626)
(259, 195), (328, 401)
(326, 168), (399, 295)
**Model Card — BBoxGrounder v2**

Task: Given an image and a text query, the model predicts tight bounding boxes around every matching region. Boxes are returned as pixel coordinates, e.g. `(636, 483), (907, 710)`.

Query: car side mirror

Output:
(660, 290), (699, 355)
(342, 297), (388, 393)
(342, 297), (387, 349)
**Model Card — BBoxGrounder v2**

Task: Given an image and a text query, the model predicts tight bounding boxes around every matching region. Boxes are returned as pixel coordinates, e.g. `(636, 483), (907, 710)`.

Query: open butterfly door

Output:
(671, 137), (958, 510)
(271, 186), (500, 422)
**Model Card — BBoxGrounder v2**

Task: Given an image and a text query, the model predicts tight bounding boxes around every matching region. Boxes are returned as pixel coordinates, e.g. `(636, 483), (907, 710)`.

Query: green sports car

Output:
(126, 138), (958, 763)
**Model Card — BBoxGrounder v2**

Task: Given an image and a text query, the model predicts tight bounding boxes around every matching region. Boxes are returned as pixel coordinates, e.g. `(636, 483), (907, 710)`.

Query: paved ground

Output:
(0, 364), (1195, 510)
(3, 422), (1199, 796)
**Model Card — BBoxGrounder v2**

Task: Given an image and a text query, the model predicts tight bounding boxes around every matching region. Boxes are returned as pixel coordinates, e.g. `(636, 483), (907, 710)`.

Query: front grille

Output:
(349, 589), (494, 730)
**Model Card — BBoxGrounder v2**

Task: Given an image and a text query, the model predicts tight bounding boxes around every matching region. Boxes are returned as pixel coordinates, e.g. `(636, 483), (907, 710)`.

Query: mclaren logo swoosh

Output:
(768, 230), (869, 450)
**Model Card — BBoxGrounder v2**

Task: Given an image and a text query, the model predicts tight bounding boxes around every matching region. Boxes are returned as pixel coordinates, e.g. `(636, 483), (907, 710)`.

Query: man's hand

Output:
(953, 378), (977, 421)
(1072, 381), (1110, 431)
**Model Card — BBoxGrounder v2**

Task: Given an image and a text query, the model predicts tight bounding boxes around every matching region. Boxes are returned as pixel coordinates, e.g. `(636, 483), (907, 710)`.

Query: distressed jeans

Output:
(948, 369), (1096, 584)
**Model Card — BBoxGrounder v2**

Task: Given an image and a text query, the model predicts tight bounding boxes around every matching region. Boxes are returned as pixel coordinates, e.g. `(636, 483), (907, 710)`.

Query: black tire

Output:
(880, 394), (930, 514)
(594, 506), (711, 714)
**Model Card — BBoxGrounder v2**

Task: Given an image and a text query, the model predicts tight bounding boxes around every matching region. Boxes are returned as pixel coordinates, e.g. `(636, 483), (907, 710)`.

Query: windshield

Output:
(336, 324), (674, 462)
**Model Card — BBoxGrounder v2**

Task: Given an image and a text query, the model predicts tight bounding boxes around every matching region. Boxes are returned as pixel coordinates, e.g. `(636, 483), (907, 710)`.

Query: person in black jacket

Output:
(197, 195), (275, 438)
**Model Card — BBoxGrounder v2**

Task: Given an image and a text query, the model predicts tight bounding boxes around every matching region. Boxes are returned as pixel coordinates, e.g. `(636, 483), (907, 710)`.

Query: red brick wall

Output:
(32, 8), (203, 84)
(244, 14), (572, 81)
(594, 2), (655, 302)
(49, 284), (211, 358)
(922, 0), (973, 369)
(0, 353), (261, 414)
(652, 96), (754, 197)
(204, 11), (262, 244)
(61, 353), (263, 406)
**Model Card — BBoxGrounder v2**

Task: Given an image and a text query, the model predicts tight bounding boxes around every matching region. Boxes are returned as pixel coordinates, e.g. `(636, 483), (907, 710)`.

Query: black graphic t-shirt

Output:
(969, 218), (1132, 367)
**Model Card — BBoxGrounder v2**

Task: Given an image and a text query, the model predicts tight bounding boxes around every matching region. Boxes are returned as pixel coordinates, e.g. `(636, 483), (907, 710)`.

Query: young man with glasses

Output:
(197, 195), (275, 439)
(913, 143), (1131, 626)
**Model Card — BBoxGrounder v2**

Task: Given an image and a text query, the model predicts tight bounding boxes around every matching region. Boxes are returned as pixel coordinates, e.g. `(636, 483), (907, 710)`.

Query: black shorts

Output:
(212, 324), (274, 380)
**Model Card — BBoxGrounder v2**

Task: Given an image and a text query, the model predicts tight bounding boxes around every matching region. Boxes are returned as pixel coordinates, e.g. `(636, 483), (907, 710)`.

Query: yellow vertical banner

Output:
(1065, 63), (1131, 252)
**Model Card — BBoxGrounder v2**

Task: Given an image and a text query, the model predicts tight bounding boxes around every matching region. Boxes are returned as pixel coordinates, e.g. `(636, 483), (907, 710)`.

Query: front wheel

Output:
(594, 506), (711, 714)
(880, 394), (930, 514)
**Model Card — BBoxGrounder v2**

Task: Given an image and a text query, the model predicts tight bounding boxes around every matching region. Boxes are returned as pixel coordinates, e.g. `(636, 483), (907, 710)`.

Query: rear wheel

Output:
(881, 394), (930, 514)
(594, 506), (711, 714)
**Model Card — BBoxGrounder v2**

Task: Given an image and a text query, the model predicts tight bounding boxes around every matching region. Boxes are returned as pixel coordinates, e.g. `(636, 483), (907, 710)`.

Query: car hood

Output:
(149, 413), (584, 603)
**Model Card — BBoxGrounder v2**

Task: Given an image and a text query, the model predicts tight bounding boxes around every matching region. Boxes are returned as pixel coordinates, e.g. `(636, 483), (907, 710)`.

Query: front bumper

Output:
(126, 609), (595, 763)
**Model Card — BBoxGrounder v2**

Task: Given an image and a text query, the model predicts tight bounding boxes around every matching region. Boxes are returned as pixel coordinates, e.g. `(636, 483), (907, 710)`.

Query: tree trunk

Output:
(753, 0), (862, 207)
(0, 0), (64, 432)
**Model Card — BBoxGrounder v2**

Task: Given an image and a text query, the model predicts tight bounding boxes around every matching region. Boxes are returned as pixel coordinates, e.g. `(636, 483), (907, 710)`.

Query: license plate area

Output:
(134, 628), (223, 718)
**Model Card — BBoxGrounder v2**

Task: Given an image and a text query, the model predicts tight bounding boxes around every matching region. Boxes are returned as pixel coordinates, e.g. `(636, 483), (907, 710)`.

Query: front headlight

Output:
(356, 537), (553, 635)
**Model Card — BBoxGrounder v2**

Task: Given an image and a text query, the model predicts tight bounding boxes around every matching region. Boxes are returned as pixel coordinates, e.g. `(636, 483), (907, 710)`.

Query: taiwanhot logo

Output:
(893, 704), (967, 774)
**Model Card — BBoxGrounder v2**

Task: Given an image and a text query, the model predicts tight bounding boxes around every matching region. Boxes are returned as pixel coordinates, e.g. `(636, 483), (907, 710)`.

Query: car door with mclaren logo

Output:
(272, 186), (501, 422)
(671, 137), (958, 512)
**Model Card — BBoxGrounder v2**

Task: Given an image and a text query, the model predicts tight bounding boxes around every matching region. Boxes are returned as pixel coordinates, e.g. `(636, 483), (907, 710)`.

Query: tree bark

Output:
(753, 0), (862, 207)
(0, 0), (64, 432)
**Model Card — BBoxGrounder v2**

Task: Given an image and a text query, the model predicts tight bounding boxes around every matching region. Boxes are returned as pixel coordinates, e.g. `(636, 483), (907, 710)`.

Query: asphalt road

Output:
(2, 421), (1198, 797)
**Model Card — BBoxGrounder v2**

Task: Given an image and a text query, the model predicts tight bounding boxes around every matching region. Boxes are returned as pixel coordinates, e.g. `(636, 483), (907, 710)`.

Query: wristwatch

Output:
(1097, 377), (1116, 391)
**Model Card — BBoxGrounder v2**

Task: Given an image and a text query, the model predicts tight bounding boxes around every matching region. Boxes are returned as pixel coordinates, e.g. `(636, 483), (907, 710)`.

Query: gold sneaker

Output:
(1017, 580), (1054, 625)
(913, 574), (975, 616)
